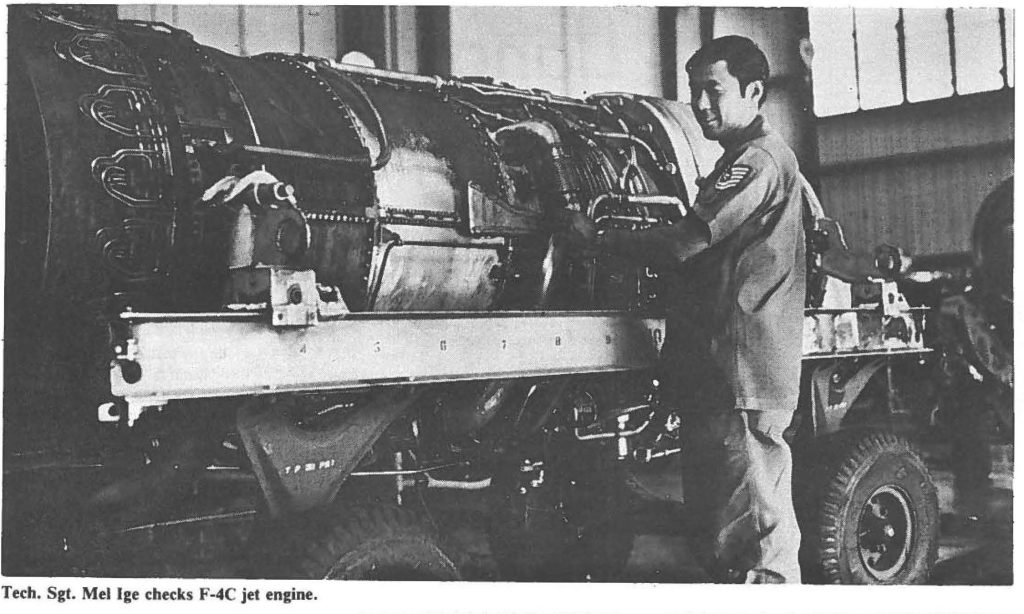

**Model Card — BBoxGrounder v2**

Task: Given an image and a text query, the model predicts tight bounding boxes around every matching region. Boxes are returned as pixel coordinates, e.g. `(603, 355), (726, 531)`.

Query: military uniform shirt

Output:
(600, 116), (805, 411)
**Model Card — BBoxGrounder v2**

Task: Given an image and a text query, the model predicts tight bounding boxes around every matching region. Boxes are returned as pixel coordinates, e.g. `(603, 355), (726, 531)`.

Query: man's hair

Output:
(686, 35), (770, 106)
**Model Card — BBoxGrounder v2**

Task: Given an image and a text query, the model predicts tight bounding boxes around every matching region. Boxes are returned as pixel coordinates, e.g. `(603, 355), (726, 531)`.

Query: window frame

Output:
(810, 7), (1013, 118)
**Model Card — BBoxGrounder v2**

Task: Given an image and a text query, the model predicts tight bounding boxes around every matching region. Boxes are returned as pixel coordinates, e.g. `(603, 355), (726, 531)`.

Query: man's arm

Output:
(598, 218), (712, 269)
(582, 145), (781, 269)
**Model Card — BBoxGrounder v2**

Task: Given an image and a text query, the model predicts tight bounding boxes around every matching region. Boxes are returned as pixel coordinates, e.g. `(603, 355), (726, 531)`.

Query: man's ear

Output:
(743, 80), (765, 103)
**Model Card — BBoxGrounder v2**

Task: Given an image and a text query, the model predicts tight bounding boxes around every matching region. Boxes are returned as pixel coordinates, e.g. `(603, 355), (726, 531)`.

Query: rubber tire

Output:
(797, 430), (939, 584)
(488, 445), (634, 582)
(298, 505), (461, 580)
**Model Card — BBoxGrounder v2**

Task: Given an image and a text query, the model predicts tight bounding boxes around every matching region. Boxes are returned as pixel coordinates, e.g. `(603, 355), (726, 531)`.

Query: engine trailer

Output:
(5, 6), (944, 583)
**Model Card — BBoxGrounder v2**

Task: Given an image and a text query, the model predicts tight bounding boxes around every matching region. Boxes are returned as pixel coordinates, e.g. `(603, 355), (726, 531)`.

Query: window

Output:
(904, 9), (953, 102)
(954, 9), (1006, 94)
(855, 9), (903, 110)
(810, 7), (1013, 116)
(806, 8), (858, 116)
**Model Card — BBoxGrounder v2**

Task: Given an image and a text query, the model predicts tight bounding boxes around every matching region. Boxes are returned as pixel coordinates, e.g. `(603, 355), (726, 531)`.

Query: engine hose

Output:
(453, 98), (518, 125)
(265, 53), (393, 171)
(619, 162), (641, 193)
(421, 475), (492, 490)
(592, 130), (662, 170)
(331, 69), (393, 171)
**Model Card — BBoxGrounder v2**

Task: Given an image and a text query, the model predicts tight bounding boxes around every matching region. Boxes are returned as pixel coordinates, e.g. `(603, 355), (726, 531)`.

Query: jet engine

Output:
(6, 5), (710, 462)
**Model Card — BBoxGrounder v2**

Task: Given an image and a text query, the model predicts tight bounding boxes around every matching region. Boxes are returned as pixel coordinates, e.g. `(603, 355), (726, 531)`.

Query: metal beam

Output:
(698, 7), (715, 45)
(111, 311), (666, 405)
(416, 5), (450, 76)
(337, 5), (388, 68)
(658, 8), (678, 100)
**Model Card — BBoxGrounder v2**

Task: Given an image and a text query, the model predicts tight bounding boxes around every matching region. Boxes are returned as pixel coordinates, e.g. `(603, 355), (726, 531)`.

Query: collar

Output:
(719, 114), (769, 153)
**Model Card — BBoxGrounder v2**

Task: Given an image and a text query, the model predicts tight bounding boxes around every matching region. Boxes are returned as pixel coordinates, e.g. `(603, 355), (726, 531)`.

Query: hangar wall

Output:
(449, 6), (662, 98)
(117, 5), (338, 58)
(815, 91), (1014, 255)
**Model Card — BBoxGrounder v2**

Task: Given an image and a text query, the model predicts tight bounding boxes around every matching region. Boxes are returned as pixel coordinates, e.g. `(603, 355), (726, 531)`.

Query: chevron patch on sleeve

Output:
(713, 164), (752, 191)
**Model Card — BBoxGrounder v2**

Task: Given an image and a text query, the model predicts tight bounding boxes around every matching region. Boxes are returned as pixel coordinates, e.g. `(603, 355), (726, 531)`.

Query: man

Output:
(567, 35), (805, 583)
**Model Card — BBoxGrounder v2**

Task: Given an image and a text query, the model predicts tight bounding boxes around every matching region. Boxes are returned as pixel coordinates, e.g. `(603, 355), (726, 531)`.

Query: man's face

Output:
(689, 59), (761, 142)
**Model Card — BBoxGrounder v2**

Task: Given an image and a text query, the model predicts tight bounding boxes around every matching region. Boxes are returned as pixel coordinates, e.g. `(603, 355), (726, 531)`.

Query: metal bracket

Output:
(97, 402), (119, 423)
(269, 268), (319, 327)
(236, 389), (421, 515)
(126, 400), (165, 427)
(809, 358), (886, 435)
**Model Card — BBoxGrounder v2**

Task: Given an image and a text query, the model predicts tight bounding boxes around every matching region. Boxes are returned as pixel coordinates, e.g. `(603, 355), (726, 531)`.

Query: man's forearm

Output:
(599, 219), (711, 269)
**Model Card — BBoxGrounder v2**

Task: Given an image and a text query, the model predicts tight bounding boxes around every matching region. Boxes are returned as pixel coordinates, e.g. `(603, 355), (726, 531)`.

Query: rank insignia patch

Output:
(714, 164), (752, 191)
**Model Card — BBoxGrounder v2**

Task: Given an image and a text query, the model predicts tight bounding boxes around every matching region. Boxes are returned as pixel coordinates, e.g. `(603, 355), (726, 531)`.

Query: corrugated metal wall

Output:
(816, 90), (1014, 254)
(117, 5), (337, 58)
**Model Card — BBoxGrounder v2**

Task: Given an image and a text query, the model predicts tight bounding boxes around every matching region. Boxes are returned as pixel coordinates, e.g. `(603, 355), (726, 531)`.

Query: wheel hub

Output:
(857, 485), (914, 581)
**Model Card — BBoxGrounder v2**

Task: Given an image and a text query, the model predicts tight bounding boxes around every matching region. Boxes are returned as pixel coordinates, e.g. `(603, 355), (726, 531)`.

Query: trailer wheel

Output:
(488, 446), (634, 581)
(797, 430), (939, 584)
(298, 505), (460, 580)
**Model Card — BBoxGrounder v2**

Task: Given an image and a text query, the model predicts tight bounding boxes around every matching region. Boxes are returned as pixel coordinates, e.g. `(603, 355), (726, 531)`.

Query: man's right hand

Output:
(563, 211), (599, 255)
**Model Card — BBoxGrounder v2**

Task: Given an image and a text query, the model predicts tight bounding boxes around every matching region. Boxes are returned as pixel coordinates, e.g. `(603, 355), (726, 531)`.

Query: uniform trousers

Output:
(659, 315), (802, 583)
(679, 403), (802, 583)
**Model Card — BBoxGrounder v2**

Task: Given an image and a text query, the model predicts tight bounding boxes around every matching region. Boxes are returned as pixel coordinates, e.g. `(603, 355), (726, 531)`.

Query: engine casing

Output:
(5, 7), (716, 446)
